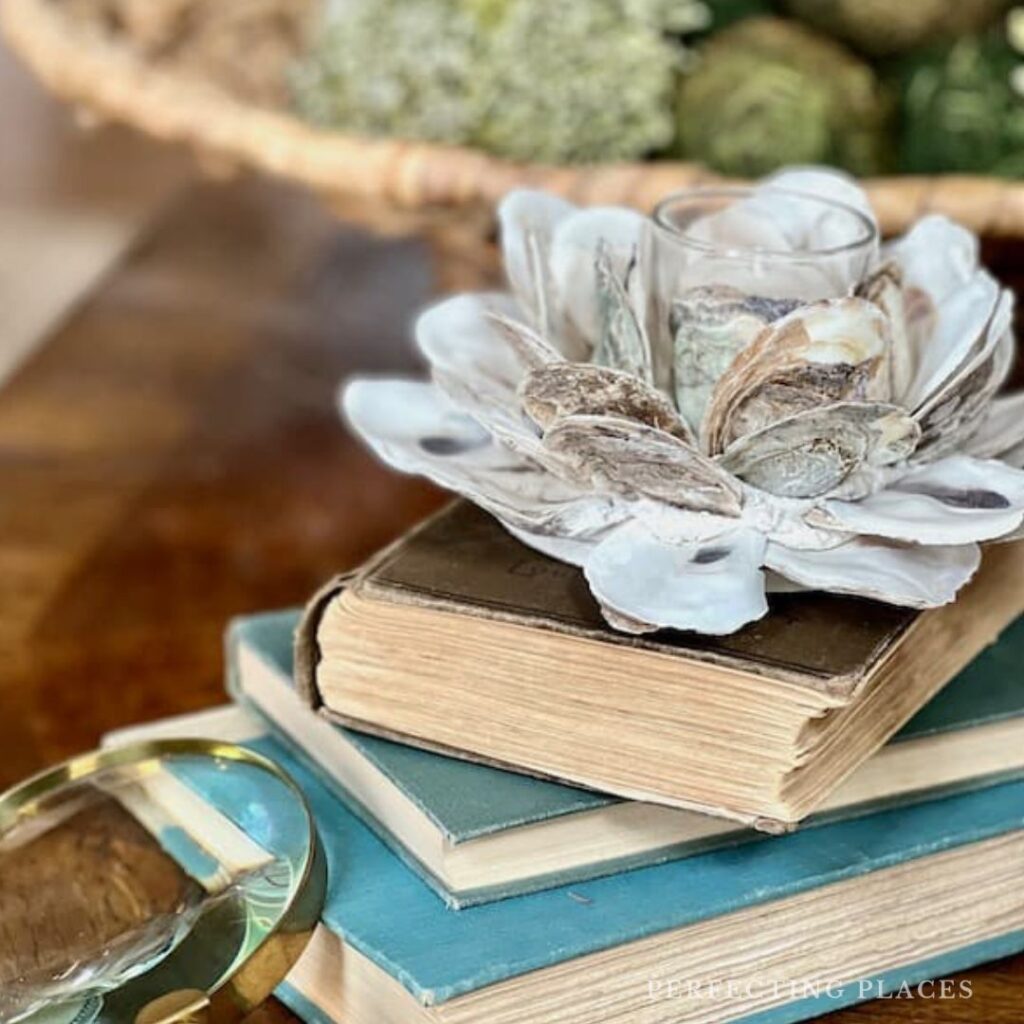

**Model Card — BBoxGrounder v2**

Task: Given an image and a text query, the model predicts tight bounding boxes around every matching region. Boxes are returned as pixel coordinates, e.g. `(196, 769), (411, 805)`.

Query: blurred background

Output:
(20, 0), (1024, 176)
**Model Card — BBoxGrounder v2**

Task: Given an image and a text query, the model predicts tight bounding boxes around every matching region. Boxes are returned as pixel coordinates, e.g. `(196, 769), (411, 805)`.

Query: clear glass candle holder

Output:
(645, 186), (879, 333)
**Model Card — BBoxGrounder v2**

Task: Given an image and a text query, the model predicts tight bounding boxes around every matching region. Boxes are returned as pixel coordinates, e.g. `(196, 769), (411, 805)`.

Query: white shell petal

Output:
(415, 295), (557, 466)
(584, 521), (769, 635)
(763, 167), (875, 227)
(757, 164), (876, 262)
(913, 292), (1015, 459)
(498, 190), (575, 340)
(903, 271), (1000, 411)
(812, 455), (1024, 544)
(719, 402), (920, 499)
(630, 498), (744, 544)
(549, 206), (645, 353)
(890, 215), (979, 305)
(342, 379), (617, 537)
(544, 414), (743, 516)
(343, 377), (491, 466)
(766, 538), (980, 608)
(417, 293), (525, 398)
(964, 391), (1024, 461)
(503, 521), (602, 568)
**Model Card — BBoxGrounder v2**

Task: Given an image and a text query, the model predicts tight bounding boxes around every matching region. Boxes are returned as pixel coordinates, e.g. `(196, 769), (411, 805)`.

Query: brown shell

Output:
(544, 414), (742, 516)
(719, 402), (920, 499)
(671, 285), (799, 436)
(520, 363), (691, 440)
(701, 298), (892, 455)
(857, 261), (913, 402)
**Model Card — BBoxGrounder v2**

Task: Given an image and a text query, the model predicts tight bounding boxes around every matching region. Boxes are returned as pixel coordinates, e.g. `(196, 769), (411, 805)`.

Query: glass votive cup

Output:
(645, 185), (879, 333)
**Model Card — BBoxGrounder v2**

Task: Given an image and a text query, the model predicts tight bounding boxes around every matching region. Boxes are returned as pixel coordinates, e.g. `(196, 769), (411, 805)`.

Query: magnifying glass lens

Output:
(0, 744), (321, 1024)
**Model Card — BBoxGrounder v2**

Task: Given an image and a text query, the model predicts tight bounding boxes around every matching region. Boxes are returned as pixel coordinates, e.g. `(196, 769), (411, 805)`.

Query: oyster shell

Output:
(888, 215), (981, 401)
(719, 402), (920, 499)
(485, 311), (565, 369)
(913, 291), (1014, 459)
(584, 521), (768, 635)
(544, 414), (743, 516)
(811, 454), (1024, 544)
(671, 286), (799, 436)
(503, 522), (604, 568)
(964, 391), (1024, 461)
(519, 363), (691, 440)
(593, 244), (654, 384)
(857, 261), (915, 402)
(497, 191), (574, 344)
(902, 272), (1001, 412)
(765, 538), (981, 608)
(891, 215), (979, 309)
(416, 295), (558, 467)
(549, 206), (645, 358)
(343, 379), (621, 538)
(701, 298), (892, 454)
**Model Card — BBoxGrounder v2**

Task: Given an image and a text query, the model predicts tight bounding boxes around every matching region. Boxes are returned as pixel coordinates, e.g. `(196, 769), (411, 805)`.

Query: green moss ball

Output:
(897, 34), (1024, 177)
(781, 0), (1011, 58)
(674, 17), (890, 177)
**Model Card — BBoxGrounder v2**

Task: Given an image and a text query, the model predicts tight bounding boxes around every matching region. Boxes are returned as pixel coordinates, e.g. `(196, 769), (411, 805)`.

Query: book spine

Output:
(295, 575), (350, 709)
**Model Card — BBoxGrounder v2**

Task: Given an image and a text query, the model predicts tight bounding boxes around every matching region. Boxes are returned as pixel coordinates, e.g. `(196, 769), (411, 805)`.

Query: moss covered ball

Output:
(674, 17), (890, 177)
(473, 0), (678, 162)
(292, 0), (680, 163)
(781, 0), (1011, 58)
(897, 34), (1024, 177)
(291, 0), (484, 145)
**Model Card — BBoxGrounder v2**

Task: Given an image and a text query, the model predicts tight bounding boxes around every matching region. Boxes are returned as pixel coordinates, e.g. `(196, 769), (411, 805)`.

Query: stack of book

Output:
(112, 502), (1024, 1024)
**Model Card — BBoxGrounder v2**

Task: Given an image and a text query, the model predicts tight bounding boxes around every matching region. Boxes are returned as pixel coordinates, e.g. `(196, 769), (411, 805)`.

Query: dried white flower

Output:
(343, 168), (1024, 635)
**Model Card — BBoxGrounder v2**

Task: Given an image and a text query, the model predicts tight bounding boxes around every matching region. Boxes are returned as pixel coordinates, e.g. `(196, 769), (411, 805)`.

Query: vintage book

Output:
(221, 608), (1024, 907)
(297, 501), (1024, 828)
(104, 719), (1024, 1024)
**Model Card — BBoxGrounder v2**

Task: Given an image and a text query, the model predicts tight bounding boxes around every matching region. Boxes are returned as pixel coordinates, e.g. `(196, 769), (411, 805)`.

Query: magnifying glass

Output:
(0, 740), (326, 1024)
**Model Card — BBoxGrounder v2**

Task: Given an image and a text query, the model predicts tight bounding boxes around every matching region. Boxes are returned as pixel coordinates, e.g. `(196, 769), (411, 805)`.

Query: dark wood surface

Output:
(0, 175), (1021, 1023)
(0, 797), (198, 991)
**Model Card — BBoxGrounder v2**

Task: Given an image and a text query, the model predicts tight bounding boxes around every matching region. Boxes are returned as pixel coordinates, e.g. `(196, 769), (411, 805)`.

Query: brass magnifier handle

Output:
(136, 991), (210, 1024)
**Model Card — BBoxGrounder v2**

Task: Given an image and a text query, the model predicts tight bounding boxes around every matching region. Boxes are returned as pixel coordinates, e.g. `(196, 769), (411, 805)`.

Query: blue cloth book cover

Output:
(166, 732), (1024, 1024)
(226, 609), (1024, 907)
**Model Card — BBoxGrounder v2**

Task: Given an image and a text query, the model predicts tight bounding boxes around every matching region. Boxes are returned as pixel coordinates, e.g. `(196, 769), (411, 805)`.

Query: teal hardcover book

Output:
(168, 733), (1024, 1024)
(226, 609), (1024, 907)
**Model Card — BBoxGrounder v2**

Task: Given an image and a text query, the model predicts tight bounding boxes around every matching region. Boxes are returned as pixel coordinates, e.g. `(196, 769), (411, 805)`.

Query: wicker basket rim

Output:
(5, 0), (1024, 237)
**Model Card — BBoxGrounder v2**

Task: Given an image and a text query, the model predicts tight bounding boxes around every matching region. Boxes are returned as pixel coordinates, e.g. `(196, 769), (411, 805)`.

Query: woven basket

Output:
(7, 0), (1024, 282)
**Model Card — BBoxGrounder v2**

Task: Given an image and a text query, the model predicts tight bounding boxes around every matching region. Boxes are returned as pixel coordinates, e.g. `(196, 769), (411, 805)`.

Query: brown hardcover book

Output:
(297, 501), (1024, 829)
